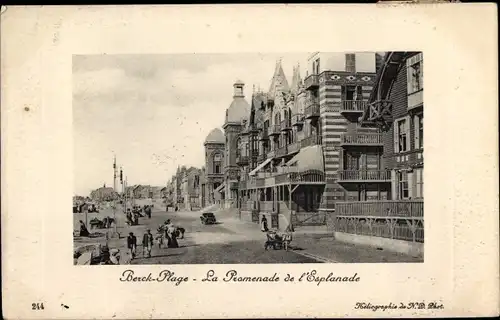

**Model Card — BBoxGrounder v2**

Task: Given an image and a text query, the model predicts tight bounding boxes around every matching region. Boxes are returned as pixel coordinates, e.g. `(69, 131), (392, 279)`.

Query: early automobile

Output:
(200, 212), (217, 225)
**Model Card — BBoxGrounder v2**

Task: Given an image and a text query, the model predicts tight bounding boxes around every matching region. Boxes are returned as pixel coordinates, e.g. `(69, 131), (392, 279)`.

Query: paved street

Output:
(74, 205), (422, 264)
(74, 205), (318, 264)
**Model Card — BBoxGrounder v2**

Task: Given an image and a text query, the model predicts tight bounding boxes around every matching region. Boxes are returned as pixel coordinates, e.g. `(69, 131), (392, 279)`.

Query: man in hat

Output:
(126, 232), (137, 260)
(142, 229), (154, 258)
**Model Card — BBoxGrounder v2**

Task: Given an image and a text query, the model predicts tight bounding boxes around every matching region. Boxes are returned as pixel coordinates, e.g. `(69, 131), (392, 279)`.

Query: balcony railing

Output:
(287, 141), (300, 155)
(275, 145), (288, 158)
(258, 153), (267, 162)
(267, 149), (276, 159)
(304, 74), (319, 90)
(236, 154), (249, 165)
(340, 133), (383, 146)
(338, 170), (391, 182)
(280, 119), (292, 131)
(268, 124), (281, 137)
(305, 102), (320, 119)
(340, 100), (367, 113)
(300, 135), (322, 148)
(291, 114), (305, 127)
(260, 201), (276, 213)
(259, 129), (269, 141)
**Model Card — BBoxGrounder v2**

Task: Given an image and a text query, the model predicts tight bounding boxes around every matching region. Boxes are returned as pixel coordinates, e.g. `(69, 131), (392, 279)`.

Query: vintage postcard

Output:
(2, 4), (498, 319)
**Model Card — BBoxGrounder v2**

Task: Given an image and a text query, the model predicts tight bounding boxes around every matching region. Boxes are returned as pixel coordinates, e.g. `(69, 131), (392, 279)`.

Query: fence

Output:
(292, 212), (327, 226)
(334, 200), (424, 242)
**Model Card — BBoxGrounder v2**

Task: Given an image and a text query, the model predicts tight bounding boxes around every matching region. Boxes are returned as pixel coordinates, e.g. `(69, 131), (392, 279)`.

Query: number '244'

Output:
(32, 303), (44, 310)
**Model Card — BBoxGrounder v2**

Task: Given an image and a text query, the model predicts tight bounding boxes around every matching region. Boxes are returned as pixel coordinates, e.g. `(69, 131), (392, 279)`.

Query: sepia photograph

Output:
(73, 51), (424, 265)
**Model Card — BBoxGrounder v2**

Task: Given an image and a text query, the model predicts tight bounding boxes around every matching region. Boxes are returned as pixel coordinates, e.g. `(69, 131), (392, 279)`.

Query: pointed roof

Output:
(268, 59), (290, 98)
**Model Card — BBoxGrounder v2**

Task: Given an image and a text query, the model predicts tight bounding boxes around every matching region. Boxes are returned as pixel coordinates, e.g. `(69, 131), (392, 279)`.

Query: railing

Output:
(259, 130), (269, 141)
(268, 124), (281, 136)
(236, 154), (249, 165)
(290, 170), (325, 183)
(260, 201), (275, 213)
(335, 200), (424, 242)
(287, 141), (300, 154)
(305, 102), (320, 119)
(300, 135), (322, 148)
(292, 212), (327, 226)
(340, 133), (383, 145)
(291, 114), (305, 126)
(338, 170), (391, 181)
(258, 153), (267, 162)
(304, 74), (319, 90)
(276, 145), (288, 158)
(267, 149), (276, 159)
(336, 200), (424, 218)
(280, 119), (292, 131)
(341, 100), (367, 113)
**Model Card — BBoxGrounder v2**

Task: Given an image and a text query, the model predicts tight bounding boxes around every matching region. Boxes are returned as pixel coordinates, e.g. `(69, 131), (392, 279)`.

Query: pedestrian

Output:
(142, 229), (154, 258)
(167, 223), (179, 248)
(145, 205), (152, 219)
(79, 220), (90, 237)
(260, 216), (269, 232)
(127, 232), (137, 260)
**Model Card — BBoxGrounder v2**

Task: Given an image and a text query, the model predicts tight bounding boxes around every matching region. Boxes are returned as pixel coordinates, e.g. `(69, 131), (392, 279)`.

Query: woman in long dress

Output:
(167, 224), (179, 248)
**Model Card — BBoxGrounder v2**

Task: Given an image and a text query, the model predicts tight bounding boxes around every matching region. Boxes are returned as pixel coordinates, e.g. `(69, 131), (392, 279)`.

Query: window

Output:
(398, 171), (409, 199)
(394, 117), (410, 153)
(414, 113), (424, 149)
(346, 54), (356, 73)
(407, 53), (423, 94)
(342, 85), (361, 101)
(213, 153), (222, 174)
(415, 168), (423, 199)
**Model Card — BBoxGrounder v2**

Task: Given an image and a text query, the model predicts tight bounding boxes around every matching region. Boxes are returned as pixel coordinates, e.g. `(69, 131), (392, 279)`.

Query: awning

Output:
(249, 158), (272, 176)
(285, 145), (324, 172)
(215, 183), (225, 193)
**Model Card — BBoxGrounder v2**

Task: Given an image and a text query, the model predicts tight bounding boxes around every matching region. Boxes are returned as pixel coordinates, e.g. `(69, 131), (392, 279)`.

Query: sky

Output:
(73, 52), (312, 196)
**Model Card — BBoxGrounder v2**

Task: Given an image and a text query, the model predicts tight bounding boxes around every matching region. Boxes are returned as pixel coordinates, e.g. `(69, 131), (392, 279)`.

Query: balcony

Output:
(268, 124), (281, 137)
(291, 114), (305, 127)
(236, 154), (249, 166)
(338, 170), (391, 182)
(267, 149), (276, 159)
(340, 100), (367, 115)
(275, 145), (288, 158)
(305, 102), (320, 119)
(304, 74), (319, 90)
(340, 133), (383, 146)
(259, 129), (269, 141)
(287, 141), (300, 155)
(300, 135), (322, 148)
(280, 119), (292, 132)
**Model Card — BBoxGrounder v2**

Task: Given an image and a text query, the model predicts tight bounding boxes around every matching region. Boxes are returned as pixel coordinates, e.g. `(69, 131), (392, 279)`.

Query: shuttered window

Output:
(415, 168), (424, 199)
(407, 53), (423, 94)
(414, 113), (424, 149)
(394, 117), (410, 153)
(398, 171), (409, 199)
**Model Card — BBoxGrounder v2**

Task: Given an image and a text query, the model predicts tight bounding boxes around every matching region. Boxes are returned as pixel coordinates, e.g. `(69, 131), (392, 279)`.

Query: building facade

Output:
(181, 168), (202, 211)
(335, 51), (424, 243)
(231, 54), (381, 230)
(221, 80), (250, 208)
(203, 128), (225, 207)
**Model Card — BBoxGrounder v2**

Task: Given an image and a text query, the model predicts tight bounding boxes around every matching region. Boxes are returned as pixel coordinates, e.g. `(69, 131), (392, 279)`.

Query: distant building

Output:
(90, 184), (118, 202)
